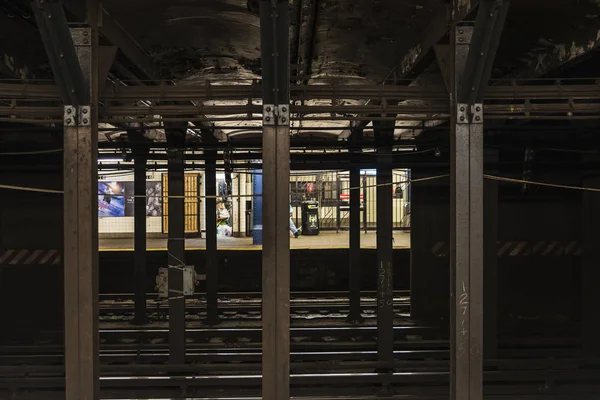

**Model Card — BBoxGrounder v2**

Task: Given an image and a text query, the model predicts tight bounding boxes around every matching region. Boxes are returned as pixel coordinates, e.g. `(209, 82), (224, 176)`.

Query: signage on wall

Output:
(306, 182), (315, 194)
(98, 182), (125, 217)
(98, 181), (163, 217)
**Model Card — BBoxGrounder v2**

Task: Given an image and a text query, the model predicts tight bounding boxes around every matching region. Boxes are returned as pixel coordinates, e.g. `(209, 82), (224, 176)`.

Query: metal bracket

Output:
(156, 265), (198, 299)
(263, 104), (276, 125)
(79, 106), (91, 126)
(457, 103), (483, 124)
(457, 103), (469, 124)
(70, 27), (92, 47)
(277, 104), (290, 125)
(456, 26), (474, 45)
(64, 105), (91, 126)
(471, 103), (483, 124)
(64, 105), (76, 126)
(263, 104), (290, 126)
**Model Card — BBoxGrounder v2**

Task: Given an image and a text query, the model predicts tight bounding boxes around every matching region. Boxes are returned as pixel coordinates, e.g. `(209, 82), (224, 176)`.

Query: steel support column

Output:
(205, 151), (219, 325)
(348, 165), (362, 323)
(449, 1), (508, 396)
(62, 22), (99, 400)
(375, 123), (394, 367)
(132, 148), (148, 325)
(167, 135), (186, 364)
(450, 26), (483, 400)
(259, 1), (291, 399)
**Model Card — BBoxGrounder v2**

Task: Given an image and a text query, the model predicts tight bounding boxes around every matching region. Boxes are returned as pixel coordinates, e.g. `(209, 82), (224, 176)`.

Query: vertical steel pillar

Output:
(260, 1), (290, 399)
(484, 150), (498, 358)
(450, 25), (483, 400)
(362, 176), (368, 233)
(205, 151), (219, 325)
(63, 25), (99, 400)
(167, 138), (186, 364)
(375, 126), (394, 366)
(133, 150), (148, 325)
(582, 155), (600, 356)
(336, 176), (342, 233)
(252, 170), (263, 245)
(348, 165), (362, 322)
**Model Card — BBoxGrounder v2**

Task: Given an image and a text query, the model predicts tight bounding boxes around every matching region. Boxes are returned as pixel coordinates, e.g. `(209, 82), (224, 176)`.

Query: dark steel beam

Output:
(205, 150), (219, 325)
(374, 121), (394, 373)
(62, 0), (159, 80)
(61, 17), (100, 400)
(393, 1), (478, 80)
(296, 0), (319, 83)
(450, 23), (483, 400)
(458, 0), (510, 104)
(260, 1), (291, 399)
(31, 0), (89, 105)
(5, 81), (600, 102)
(166, 132), (186, 365)
(347, 165), (362, 322)
(348, 129), (363, 323)
(131, 131), (148, 325)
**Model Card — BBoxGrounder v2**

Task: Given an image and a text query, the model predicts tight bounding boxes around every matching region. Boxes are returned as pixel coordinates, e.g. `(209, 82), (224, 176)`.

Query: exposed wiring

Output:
(0, 149), (63, 155)
(3, 174), (600, 198)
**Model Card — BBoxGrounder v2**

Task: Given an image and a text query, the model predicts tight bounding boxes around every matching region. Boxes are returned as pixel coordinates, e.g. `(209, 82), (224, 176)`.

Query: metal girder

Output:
(62, 0), (159, 80)
(62, 21), (99, 400)
(204, 150), (220, 325)
(374, 121), (395, 373)
(348, 129), (363, 323)
(395, 1), (479, 79)
(31, 0), (88, 105)
(296, 0), (319, 83)
(129, 130), (149, 326)
(450, 22), (484, 400)
(166, 130), (186, 365)
(5, 81), (600, 102)
(60, 0), (225, 141)
(260, 1), (291, 399)
(458, 0), (510, 104)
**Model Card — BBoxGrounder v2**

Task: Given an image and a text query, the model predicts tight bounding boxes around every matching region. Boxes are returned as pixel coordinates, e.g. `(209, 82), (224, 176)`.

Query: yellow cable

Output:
(3, 174), (599, 197)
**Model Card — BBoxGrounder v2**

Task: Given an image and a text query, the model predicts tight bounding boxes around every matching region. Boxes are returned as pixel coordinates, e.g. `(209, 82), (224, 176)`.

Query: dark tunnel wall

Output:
(0, 172), (64, 337)
(410, 175), (583, 337)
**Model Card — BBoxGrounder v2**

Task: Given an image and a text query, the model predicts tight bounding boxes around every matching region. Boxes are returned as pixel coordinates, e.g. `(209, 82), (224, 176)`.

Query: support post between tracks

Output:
(259, 1), (291, 399)
(58, 18), (101, 400)
(348, 164), (362, 323)
(205, 150), (220, 325)
(374, 121), (394, 369)
(167, 132), (186, 364)
(133, 143), (148, 325)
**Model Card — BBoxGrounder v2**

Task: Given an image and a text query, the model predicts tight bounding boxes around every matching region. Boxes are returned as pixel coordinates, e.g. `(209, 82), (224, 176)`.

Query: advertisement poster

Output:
(123, 181), (163, 217)
(98, 182), (125, 217)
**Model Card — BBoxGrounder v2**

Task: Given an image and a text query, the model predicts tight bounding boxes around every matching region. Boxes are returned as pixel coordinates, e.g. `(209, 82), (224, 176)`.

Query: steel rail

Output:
(2, 82), (600, 101)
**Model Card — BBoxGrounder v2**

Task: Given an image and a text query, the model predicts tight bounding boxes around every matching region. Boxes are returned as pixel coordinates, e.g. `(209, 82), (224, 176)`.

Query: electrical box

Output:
(155, 266), (197, 299)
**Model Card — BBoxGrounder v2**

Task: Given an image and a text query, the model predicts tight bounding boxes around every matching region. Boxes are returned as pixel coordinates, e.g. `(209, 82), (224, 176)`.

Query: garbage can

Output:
(301, 201), (319, 235)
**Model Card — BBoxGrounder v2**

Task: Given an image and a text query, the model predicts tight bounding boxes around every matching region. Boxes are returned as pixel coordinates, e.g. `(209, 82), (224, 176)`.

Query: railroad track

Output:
(99, 296), (411, 319)
(98, 290), (411, 318)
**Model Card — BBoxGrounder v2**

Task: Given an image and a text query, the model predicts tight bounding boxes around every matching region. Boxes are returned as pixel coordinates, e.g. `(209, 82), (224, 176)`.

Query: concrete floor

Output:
(99, 230), (411, 251)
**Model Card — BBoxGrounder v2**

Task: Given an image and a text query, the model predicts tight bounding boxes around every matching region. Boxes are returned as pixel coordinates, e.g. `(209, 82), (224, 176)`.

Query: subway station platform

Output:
(99, 230), (411, 251)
